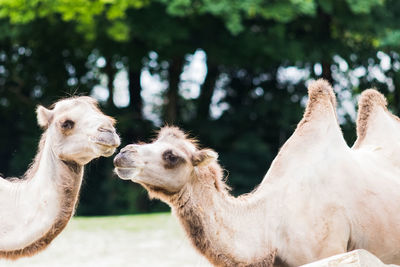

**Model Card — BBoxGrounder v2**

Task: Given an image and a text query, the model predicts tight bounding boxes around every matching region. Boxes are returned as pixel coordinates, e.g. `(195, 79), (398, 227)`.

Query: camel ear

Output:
(192, 149), (218, 167)
(36, 105), (53, 128)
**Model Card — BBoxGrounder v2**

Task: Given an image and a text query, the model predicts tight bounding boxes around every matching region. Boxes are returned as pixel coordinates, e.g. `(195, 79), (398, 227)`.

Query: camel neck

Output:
(0, 132), (84, 259)
(171, 167), (277, 266)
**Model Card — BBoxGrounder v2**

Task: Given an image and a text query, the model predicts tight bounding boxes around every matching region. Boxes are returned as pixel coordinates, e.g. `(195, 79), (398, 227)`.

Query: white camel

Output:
(0, 96), (120, 259)
(114, 79), (400, 266)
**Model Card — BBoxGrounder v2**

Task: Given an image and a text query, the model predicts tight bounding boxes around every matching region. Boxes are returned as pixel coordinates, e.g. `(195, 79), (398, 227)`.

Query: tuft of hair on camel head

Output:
(157, 126), (187, 139)
(155, 126), (199, 145)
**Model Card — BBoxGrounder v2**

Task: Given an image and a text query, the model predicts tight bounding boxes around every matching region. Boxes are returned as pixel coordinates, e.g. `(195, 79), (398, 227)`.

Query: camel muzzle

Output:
(113, 150), (136, 168)
(92, 128), (120, 148)
(113, 150), (143, 180)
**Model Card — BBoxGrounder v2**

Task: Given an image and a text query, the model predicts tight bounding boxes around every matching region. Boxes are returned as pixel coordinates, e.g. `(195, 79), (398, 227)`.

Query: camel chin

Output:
(114, 167), (142, 180)
(93, 144), (117, 157)
(89, 132), (120, 157)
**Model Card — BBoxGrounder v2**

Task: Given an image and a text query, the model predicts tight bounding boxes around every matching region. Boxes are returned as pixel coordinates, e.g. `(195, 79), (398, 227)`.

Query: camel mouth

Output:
(89, 134), (120, 157)
(114, 167), (142, 181)
(99, 146), (117, 157)
(93, 140), (118, 148)
(90, 141), (118, 157)
(90, 138), (120, 148)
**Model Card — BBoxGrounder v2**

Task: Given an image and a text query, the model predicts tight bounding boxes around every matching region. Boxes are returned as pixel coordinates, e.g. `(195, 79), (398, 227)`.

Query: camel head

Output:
(36, 96), (120, 165)
(113, 126), (218, 196)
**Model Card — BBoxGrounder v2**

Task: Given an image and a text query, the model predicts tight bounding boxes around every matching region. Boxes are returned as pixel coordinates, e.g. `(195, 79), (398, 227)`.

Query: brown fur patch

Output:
(144, 183), (178, 198)
(353, 89), (388, 148)
(167, 163), (273, 267)
(195, 163), (230, 193)
(191, 149), (218, 167)
(162, 149), (186, 169)
(172, 194), (276, 267)
(298, 79), (338, 128)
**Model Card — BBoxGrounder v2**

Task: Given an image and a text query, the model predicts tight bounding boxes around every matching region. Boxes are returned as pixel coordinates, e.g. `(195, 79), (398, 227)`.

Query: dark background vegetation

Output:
(0, 0), (400, 215)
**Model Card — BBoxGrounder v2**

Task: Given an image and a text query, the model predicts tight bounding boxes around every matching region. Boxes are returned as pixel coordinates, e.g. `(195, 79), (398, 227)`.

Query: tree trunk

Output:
(392, 71), (400, 114)
(322, 61), (333, 84)
(318, 7), (333, 85)
(128, 64), (143, 120)
(104, 57), (116, 109)
(165, 56), (184, 124)
(197, 59), (219, 120)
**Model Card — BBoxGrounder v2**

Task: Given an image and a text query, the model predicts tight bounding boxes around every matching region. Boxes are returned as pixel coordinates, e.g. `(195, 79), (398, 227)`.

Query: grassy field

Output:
(0, 213), (212, 267)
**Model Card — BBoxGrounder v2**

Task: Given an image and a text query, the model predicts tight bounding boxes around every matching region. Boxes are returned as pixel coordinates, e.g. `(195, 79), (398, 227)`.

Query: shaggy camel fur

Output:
(114, 79), (400, 267)
(0, 96), (120, 259)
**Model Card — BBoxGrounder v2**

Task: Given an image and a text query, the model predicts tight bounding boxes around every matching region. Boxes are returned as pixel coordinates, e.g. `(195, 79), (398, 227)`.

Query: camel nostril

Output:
(121, 149), (136, 156)
(98, 127), (114, 134)
(94, 127), (120, 148)
(113, 155), (121, 166)
(125, 144), (140, 151)
(114, 152), (135, 168)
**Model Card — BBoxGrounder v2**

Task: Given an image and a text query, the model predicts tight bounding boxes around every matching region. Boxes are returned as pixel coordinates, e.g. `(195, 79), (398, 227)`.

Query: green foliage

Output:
(72, 213), (173, 231)
(160, 0), (317, 34)
(106, 20), (130, 41)
(0, 0), (147, 40)
(380, 30), (400, 48)
(1, 0), (400, 215)
(345, 0), (384, 13)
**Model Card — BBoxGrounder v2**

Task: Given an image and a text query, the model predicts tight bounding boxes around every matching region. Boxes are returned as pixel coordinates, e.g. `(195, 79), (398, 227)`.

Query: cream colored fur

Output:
(114, 79), (400, 266)
(0, 96), (120, 258)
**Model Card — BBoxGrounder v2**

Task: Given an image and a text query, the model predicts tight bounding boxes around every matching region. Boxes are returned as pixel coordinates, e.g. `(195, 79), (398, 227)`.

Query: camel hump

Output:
(355, 89), (387, 147)
(279, 79), (345, 155)
(356, 89), (387, 144)
(298, 79), (338, 129)
(260, 80), (347, 185)
(307, 79), (337, 109)
(358, 89), (387, 113)
(353, 89), (395, 149)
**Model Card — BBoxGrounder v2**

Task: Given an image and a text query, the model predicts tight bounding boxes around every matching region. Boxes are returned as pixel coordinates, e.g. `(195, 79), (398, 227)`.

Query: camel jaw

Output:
(95, 144), (117, 157)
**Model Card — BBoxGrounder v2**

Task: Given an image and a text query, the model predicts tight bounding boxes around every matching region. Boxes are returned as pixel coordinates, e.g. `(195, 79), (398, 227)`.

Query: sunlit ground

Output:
(0, 213), (211, 267)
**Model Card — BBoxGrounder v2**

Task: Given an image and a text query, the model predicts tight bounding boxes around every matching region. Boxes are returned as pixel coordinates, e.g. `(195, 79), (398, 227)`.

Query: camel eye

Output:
(162, 150), (183, 169)
(61, 119), (75, 130)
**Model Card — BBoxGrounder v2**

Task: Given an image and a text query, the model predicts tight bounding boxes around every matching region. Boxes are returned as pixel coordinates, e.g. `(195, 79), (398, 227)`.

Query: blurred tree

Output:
(0, 0), (400, 214)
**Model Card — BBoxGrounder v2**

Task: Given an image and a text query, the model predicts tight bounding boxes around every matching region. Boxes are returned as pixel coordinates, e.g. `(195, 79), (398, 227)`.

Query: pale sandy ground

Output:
(0, 213), (212, 267)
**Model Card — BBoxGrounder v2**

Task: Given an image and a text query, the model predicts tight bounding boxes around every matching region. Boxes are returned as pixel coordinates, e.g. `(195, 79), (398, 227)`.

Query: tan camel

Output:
(114, 79), (400, 267)
(0, 96), (120, 259)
